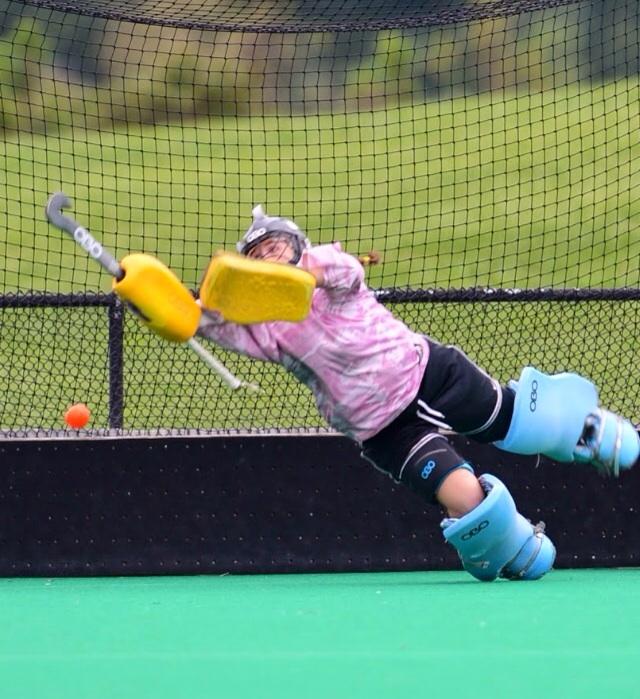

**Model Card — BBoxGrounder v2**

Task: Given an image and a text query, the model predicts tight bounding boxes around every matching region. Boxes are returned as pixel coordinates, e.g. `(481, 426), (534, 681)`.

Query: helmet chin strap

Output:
(289, 246), (303, 265)
(282, 232), (305, 264)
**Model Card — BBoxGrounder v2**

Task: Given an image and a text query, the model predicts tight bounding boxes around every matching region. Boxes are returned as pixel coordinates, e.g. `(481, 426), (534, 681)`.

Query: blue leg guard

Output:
(494, 367), (639, 476)
(441, 474), (556, 581)
(573, 408), (640, 477)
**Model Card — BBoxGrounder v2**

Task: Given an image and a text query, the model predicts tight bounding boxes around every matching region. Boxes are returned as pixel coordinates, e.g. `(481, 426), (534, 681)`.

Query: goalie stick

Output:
(45, 192), (256, 392)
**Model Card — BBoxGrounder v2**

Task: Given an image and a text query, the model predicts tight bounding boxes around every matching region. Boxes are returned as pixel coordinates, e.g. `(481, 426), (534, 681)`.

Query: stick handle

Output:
(45, 192), (124, 280)
(187, 338), (260, 392)
(45, 192), (256, 392)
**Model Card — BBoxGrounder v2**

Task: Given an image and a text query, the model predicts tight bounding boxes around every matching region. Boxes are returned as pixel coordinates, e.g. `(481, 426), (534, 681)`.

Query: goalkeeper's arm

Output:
(196, 303), (281, 363)
(298, 243), (376, 296)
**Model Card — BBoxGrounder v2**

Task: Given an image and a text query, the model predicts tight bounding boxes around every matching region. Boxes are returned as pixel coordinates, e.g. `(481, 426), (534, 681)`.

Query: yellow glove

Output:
(199, 251), (315, 324)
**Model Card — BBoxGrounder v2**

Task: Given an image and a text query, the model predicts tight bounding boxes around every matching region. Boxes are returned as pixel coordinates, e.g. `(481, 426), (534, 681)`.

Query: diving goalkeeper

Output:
(197, 205), (640, 582)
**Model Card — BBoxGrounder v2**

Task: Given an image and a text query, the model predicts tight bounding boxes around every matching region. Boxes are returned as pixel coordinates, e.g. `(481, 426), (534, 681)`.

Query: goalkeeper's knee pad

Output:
(441, 474), (556, 582)
(494, 367), (639, 475)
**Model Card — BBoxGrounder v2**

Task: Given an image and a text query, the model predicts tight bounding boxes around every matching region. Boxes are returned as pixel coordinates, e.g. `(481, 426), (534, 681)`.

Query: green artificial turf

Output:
(1, 569), (638, 699)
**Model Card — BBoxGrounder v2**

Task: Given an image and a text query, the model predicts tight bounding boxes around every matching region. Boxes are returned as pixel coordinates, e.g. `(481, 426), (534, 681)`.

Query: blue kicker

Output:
(494, 366), (598, 462)
(441, 473), (556, 581)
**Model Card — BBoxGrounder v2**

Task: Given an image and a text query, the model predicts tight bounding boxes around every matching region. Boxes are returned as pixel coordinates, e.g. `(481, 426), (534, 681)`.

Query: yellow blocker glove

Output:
(198, 251), (316, 324)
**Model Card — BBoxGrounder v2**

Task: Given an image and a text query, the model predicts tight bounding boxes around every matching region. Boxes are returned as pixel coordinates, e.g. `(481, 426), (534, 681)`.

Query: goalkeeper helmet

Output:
(237, 205), (311, 264)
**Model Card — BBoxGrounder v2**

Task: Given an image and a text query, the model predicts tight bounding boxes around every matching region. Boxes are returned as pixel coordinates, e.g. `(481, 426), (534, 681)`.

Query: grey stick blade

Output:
(45, 192), (124, 280)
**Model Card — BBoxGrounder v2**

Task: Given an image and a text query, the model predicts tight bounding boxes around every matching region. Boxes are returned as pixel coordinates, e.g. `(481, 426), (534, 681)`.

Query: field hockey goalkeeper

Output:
(197, 204), (640, 582)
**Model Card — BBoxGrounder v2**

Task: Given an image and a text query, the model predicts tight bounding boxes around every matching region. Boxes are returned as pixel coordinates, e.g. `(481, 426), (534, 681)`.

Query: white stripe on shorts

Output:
(462, 377), (503, 436)
(416, 398), (452, 431)
(416, 411), (453, 431)
(416, 399), (446, 418)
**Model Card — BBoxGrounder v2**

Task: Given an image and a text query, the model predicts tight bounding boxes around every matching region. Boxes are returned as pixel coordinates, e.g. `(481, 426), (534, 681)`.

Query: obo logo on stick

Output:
(73, 226), (103, 259)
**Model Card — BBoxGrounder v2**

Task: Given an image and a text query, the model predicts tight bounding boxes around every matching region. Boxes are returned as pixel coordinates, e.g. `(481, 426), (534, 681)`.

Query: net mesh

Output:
(1, 0), (639, 436)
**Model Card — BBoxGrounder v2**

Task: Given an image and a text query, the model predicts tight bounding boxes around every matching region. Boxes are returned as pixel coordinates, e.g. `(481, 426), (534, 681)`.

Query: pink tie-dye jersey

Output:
(197, 243), (429, 442)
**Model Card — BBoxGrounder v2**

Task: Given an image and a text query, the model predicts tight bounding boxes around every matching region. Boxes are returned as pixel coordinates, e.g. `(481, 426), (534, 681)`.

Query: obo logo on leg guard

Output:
(461, 520), (489, 540)
(441, 474), (556, 581)
(529, 380), (538, 412)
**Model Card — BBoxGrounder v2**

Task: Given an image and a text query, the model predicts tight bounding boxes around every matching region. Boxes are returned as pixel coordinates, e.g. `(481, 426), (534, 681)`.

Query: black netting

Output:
(1, 0), (639, 436)
(4, 1), (587, 31)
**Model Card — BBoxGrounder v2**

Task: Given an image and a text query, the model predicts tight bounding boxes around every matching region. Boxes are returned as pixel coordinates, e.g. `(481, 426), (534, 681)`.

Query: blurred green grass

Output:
(3, 77), (640, 292)
(1, 78), (639, 430)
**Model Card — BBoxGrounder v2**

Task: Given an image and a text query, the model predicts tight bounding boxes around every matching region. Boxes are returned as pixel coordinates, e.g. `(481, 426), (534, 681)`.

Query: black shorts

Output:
(361, 339), (514, 483)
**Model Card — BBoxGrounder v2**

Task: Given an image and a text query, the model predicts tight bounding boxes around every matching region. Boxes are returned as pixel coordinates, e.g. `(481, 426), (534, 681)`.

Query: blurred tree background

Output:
(0, 0), (638, 135)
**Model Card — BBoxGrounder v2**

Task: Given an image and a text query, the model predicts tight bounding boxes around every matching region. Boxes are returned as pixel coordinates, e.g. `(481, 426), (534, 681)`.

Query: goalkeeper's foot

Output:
(573, 408), (640, 477)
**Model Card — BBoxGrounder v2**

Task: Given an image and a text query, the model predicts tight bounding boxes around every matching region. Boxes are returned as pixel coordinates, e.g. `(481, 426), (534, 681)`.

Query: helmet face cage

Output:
(243, 231), (305, 264)
(237, 205), (310, 265)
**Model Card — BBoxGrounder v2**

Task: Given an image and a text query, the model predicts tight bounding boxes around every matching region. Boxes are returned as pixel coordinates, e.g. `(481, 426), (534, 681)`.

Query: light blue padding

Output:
(441, 474), (556, 582)
(494, 367), (598, 462)
(594, 411), (640, 470)
(573, 408), (640, 474)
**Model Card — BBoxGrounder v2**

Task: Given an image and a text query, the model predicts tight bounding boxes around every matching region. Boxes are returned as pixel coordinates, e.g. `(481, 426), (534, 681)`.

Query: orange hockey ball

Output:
(64, 403), (91, 429)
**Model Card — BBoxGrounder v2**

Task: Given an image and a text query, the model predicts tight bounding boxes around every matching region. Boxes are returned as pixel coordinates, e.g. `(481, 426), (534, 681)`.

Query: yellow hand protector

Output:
(113, 253), (201, 342)
(199, 252), (316, 324)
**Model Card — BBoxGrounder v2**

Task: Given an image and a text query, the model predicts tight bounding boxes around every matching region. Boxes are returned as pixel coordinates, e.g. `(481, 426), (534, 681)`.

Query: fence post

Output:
(108, 295), (125, 429)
